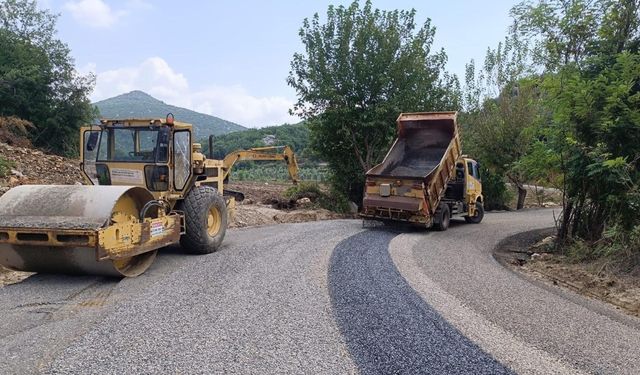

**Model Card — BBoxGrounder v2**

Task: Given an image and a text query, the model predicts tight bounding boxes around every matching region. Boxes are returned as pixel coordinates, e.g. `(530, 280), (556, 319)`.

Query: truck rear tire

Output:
(465, 202), (484, 224)
(434, 204), (450, 231)
(180, 186), (227, 254)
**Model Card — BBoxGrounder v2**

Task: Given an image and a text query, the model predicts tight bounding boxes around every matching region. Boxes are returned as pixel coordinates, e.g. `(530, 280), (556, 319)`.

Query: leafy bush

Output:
(284, 182), (350, 213)
(566, 224), (640, 276)
(0, 156), (14, 177)
(480, 168), (513, 210)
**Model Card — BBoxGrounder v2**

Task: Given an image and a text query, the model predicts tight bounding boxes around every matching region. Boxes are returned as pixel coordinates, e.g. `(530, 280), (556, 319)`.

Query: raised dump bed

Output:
(362, 112), (465, 228)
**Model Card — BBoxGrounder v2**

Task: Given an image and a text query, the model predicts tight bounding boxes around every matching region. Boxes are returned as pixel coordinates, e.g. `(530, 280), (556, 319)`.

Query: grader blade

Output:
(0, 185), (181, 277)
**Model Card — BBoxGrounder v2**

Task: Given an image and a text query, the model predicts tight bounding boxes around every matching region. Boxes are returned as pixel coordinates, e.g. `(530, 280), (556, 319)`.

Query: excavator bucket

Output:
(0, 185), (182, 277)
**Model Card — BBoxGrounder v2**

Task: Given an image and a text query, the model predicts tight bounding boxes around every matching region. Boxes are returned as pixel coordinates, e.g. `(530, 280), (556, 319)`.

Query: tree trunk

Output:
(516, 184), (527, 210)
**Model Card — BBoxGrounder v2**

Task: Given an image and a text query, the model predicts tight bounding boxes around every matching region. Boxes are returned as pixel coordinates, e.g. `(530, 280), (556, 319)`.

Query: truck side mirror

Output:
(86, 131), (99, 151)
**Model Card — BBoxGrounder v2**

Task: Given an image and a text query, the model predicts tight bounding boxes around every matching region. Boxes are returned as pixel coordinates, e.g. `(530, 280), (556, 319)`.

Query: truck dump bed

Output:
(362, 112), (461, 225)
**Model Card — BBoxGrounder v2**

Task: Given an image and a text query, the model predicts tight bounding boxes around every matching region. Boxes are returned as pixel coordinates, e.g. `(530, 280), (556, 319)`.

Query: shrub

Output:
(284, 182), (350, 213)
(0, 156), (14, 178)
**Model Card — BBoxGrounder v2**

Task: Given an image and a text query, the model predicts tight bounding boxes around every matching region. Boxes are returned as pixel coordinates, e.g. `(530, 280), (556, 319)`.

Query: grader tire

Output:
(180, 186), (227, 254)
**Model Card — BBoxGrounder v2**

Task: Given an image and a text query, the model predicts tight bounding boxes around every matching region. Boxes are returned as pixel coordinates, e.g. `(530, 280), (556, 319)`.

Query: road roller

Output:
(0, 114), (299, 277)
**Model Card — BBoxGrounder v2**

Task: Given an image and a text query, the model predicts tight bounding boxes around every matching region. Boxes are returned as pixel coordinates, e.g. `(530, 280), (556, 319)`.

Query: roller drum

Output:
(0, 185), (159, 277)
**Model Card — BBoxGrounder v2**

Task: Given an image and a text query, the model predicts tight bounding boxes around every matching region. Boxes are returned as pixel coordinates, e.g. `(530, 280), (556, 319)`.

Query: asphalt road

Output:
(0, 209), (638, 374)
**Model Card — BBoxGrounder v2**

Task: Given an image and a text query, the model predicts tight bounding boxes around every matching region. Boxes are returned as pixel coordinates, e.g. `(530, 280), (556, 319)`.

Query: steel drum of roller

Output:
(0, 185), (158, 277)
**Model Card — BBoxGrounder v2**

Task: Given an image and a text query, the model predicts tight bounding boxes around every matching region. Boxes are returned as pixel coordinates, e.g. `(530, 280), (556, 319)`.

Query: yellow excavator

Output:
(0, 115), (299, 277)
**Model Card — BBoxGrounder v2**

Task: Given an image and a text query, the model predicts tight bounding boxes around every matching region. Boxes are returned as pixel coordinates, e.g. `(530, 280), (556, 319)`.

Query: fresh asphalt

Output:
(0, 210), (638, 374)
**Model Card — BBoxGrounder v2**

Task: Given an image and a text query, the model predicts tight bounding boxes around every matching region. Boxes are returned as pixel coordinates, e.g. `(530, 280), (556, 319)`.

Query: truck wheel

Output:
(434, 204), (450, 231)
(465, 202), (484, 224)
(180, 186), (227, 254)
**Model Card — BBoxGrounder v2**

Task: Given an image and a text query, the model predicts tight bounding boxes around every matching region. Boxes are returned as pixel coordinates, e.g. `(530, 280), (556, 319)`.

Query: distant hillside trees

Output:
(0, 0), (95, 155)
(203, 123), (313, 160)
(288, 0), (461, 202)
(202, 123), (329, 182)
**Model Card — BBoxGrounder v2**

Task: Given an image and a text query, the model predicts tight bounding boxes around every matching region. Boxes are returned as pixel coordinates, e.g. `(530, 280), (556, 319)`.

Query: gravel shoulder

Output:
(392, 209), (640, 374)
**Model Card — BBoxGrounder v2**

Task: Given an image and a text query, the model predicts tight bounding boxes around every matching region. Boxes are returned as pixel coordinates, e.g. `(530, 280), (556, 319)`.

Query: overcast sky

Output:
(40, 0), (518, 127)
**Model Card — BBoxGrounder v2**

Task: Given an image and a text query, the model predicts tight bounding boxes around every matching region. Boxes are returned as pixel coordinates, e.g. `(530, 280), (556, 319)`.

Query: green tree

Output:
(512, 0), (640, 248)
(0, 0), (95, 155)
(463, 32), (542, 209)
(288, 0), (460, 201)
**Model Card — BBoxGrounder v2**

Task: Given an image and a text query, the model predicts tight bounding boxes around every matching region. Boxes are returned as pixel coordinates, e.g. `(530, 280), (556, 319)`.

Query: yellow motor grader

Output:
(0, 115), (299, 277)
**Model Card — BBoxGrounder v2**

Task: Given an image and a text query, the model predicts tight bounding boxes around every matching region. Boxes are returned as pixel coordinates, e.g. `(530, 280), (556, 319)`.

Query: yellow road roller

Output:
(0, 115), (299, 277)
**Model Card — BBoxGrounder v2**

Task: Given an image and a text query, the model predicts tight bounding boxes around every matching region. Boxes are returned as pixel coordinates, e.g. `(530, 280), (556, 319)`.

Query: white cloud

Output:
(89, 57), (299, 127)
(64, 0), (125, 28)
(64, 0), (152, 28)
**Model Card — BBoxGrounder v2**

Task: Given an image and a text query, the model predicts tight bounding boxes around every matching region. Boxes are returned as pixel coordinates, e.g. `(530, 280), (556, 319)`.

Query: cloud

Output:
(64, 0), (124, 28)
(64, 0), (151, 28)
(88, 57), (299, 127)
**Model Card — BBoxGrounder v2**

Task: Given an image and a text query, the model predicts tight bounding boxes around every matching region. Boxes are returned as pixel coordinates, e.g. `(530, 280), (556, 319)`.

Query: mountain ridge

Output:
(93, 91), (247, 139)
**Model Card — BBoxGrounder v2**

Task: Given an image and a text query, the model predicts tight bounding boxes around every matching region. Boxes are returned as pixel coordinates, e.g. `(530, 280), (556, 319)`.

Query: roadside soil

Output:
(0, 143), (350, 286)
(508, 184), (563, 209)
(495, 227), (640, 318)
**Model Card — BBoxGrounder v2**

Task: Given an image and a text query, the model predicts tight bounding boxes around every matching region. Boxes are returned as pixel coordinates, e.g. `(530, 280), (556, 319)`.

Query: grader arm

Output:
(222, 146), (300, 183)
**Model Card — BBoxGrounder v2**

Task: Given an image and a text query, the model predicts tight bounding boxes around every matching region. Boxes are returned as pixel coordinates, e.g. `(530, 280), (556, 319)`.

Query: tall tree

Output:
(288, 0), (460, 201)
(463, 32), (540, 209)
(512, 0), (640, 244)
(0, 0), (95, 155)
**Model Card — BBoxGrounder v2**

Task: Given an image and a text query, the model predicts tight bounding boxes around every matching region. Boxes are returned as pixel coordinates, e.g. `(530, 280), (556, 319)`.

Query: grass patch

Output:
(0, 157), (14, 178)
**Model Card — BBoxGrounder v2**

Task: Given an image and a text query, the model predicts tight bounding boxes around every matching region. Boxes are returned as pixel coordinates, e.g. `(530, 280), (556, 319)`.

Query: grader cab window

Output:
(95, 128), (166, 163)
(173, 131), (191, 190)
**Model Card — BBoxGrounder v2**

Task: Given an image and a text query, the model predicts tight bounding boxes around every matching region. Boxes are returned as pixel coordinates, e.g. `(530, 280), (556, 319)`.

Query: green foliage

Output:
(229, 163), (329, 183)
(567, 223), (640, 274)
(0, 0), (95, 155)
(478, 168), (513, 210)
(288, 0), (461, 202)
(284, 182), (350, 213)
(203, 122), (311, 160)
(0, 156), (14, 177)
(95, 91), (246, 139)
(508, 0), (640, 266)
(462, 30), (542, 209)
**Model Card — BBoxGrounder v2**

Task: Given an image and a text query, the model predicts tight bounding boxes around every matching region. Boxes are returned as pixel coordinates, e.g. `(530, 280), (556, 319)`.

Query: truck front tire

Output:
(465, 202), (484, 224)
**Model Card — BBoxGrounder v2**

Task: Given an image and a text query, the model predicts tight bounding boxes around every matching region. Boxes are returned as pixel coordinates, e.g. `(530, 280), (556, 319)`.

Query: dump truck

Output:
(0, 115), (299, 277)
(361, 111), (483, 230)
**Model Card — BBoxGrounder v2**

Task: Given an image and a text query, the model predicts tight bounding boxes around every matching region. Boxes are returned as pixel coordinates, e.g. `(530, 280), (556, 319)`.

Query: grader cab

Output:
(0, 115), (299, 277)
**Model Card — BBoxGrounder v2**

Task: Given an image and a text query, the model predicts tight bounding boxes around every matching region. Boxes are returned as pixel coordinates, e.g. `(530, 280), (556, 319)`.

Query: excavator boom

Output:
(222, 146), (300, 183)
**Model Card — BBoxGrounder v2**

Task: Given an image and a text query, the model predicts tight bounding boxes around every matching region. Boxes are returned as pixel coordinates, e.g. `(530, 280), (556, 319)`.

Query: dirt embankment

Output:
(495, 228), (640, 318)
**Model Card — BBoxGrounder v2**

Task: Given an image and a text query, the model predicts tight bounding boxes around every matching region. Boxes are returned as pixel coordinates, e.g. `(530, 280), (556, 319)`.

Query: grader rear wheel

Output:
(180, 186), (227, 254)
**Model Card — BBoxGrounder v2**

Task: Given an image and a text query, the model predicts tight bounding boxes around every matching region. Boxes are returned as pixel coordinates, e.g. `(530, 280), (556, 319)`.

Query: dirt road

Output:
(1, 209), (638, 374)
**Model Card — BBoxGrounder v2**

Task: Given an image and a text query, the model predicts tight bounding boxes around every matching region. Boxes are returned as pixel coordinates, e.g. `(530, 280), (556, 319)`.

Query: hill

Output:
(93, 91), (247, 138)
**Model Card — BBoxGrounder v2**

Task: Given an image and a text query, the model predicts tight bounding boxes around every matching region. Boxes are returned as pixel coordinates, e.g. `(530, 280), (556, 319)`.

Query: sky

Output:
(39, 0), (518, 128)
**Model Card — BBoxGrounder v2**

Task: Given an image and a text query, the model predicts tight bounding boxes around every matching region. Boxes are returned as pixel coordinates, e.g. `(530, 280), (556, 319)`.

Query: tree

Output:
(288, 1), (460, 201)
(0, 0), (95, 155)
(511, 0), (640, 247)
(463, 32), (541, 209)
